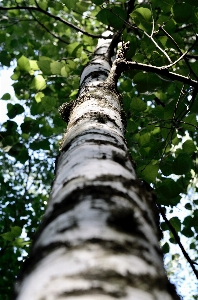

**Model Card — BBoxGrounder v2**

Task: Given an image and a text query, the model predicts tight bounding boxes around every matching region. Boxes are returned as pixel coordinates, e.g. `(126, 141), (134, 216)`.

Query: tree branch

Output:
(158, 24), (198, 80)
(28, 9), (69, 44)
(113, 58), (198, 88)
(0, 5), (105, 38)
(158, 204), (198, 280)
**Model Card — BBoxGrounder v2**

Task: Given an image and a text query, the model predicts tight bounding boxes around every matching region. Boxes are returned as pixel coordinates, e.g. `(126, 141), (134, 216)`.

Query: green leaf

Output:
(92, 0), (104, 5)
(30, 139), (50, 150)
(41, 96), (56, 110)
(29, 60), (39, 71)
(35, 92), (45, 103)
(60, 66), (68, 77)
(1, 226), (22, 241)
(181, 227), (194, 238)
(182, 140), (196, 154)
(97, 7), (127, 29)
(7, 103), (25, 119)
(17, 55), (31, 72)
(162, 242), (170, 254)
(50, 61), (64, 75)
(172, 3), (193, 23)
(172, 153), (191, 175)
(139, 133), (150, 147)
(67, 42), (82, 57)
(157, 178), (183, 199)
(130, 97), (147, 112)
(30, 75), (46, 91)
(126, 118), (138, 133)
(38, 0), (48, 10)
(130, 8), (152, 31)
(12, 237), (31, 248)
(1, 93), (11, 100)
(182, 114), (197, 131)
(133, 72), (162, 94)
(139, 164), (159, 183)
(107, 7), (127, 30)
(37, 57), (52, 75)
(11, 70), (20, 80)
(63, 0), (78, 9)
(169, 217), (181, 232)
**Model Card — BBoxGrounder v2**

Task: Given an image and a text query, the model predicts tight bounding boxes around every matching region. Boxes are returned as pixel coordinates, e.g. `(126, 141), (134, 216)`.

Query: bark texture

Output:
(14, 33), (180, 300)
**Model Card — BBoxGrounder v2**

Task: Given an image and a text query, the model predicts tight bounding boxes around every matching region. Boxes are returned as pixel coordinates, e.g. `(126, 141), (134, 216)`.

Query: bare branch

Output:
(0, 5), (105, 38)
(158, 204), (198, 280)
(113, 59), (198, 88)
(158, 24), (198, 80)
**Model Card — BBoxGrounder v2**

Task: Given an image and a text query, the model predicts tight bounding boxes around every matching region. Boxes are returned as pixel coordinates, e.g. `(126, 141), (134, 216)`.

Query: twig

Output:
(0, 5), (105, 38)
(29, 9), (69, 44)
(159, 25), (198, 80)
(158, 204), (198, 280)
(116, 59), (198, 87)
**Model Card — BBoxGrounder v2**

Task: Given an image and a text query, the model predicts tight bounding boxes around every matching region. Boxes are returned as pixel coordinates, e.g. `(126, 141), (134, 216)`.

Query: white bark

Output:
(14, 33), (179, 300)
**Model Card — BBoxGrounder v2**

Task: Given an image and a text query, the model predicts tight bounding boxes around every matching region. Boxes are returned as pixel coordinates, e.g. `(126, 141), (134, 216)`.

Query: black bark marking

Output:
(107, 207), (146, 238)
(112, 150), (128, 165)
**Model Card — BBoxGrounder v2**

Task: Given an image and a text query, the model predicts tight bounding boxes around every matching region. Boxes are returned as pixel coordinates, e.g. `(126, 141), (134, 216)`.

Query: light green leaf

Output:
(1, 226), (22, 242)
(132, 7), (151, 21)
(50, 61), (64, 75)
(17, 55), (31, 72)
(29, 60), (39, 71)
(61, 66), (68, 77)
(12, 237), (31, 248)
(30, 75), (46, 91)
(11, 70), (20, 80)
(130, 8), (152, 31)
(67, 42), (81, 56)
(35, 92), (45, 103)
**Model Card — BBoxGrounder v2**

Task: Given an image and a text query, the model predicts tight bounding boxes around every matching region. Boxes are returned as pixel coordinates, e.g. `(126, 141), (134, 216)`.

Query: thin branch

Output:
(115, 59), (198, 88)
(158, 204), (198, 280)
(173, 84), (185, 121)
(158, 25), (198, 80)
(0, 5), (105, 38)
(29, 9), (69, 44)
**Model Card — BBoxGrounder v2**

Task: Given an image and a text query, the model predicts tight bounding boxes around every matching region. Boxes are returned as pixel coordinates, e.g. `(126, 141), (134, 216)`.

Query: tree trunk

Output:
(14, 33), (180, 300)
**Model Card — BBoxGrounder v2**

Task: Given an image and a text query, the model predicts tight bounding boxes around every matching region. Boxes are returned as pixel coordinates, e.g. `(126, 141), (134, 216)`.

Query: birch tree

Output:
(0, 0), (198, 299)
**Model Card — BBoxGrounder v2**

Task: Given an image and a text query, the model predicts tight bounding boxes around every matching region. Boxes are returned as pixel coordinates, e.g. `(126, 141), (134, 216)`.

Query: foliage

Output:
(0, 0), (198, 299)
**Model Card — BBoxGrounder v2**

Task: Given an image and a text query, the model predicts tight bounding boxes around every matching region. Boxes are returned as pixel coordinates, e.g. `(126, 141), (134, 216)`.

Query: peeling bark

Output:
(14, 33), (180, 300)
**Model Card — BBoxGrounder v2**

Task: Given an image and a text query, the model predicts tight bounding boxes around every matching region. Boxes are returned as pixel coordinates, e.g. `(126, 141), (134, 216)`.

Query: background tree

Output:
(0, 0), (198, 299)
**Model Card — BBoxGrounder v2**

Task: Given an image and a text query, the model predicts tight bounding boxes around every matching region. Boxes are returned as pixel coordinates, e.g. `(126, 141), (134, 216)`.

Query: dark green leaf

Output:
(133, 72), (162, 94)
(172, 153), (191, 175)
(1, 93), (11, 100)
